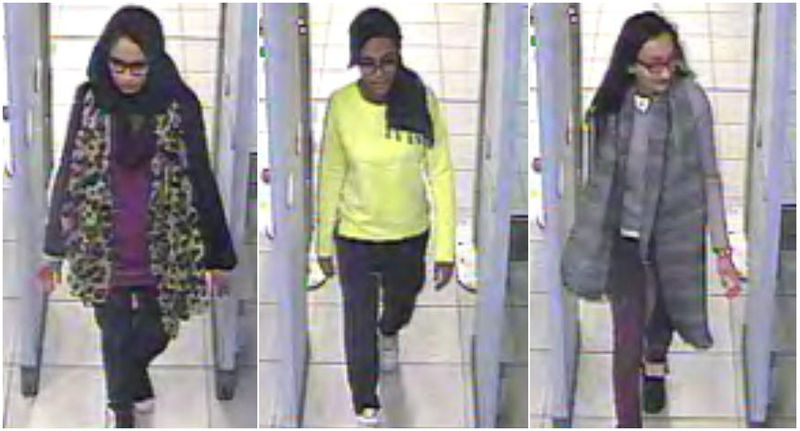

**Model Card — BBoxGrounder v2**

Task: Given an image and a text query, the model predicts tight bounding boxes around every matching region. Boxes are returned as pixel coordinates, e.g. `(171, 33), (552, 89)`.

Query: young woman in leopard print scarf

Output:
(38, 6), (237, 427)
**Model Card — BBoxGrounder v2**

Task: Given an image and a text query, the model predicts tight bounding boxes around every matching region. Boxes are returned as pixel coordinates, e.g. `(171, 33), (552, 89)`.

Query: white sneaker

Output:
(134, 398), (155, 414)
(133, 398), (155, 427)
(356, 407), (382, 427)
(379, 333), (399, 373)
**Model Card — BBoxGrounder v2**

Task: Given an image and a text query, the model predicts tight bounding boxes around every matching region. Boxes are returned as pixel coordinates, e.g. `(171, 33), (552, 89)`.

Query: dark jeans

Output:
(334, 230), (429, 414)
(93, 286), (170, 413)
(609, 236), (672, 427)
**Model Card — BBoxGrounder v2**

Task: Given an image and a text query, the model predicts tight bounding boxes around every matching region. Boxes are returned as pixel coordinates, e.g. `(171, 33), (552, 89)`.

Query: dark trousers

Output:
(334, 230), (429, 414)
(93, 286), (170, 413)
(608, 236), (673, 427)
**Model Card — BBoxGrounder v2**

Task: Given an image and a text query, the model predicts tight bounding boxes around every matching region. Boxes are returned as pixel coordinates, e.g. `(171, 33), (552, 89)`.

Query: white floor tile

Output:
(41, 302), (102, 366)
(529, 349), (549, 418)
(574, 353), (615, 418)
(400, 306), (463, 364)
(643, 417), (742, 427)
(146, 367), (211, 427)
(665, 353), (739, 418)
(378, 363), (468, 427)
(571, 416), (616, 427)
(302, 364), (355, 427)
(258, 360), (280, 427)
(5, 366), (106, 428)
(308, 304), (344, 363)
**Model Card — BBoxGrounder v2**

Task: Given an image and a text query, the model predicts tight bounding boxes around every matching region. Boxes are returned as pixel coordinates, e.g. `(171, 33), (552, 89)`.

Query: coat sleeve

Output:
(424, 90), (456, 263)
(43, 83), (90, 258)
(181, 91), (238, 270)
(692, 86), (729, 249)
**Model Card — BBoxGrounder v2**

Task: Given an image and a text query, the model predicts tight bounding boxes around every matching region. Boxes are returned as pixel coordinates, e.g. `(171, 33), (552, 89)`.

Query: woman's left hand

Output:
(434, 262), (455, 291)
(716, 254), (742, 299)
(207, 270), (232, 296)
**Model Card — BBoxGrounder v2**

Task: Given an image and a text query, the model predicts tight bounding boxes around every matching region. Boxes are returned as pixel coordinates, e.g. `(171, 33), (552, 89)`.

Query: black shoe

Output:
(113, 410), (135, 428)
(642, 375), (666, 413)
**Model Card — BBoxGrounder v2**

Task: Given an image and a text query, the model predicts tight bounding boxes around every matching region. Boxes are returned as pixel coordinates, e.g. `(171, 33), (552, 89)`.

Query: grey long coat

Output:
(561, 77), (723, 349)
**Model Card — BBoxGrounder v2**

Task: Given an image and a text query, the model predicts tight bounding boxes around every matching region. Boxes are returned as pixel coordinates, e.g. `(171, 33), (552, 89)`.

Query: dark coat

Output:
(44, 82), (237, 271)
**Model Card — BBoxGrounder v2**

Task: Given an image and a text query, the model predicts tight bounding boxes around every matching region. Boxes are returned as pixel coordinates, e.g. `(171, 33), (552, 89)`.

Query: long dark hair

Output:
(588, 11), (692, 120)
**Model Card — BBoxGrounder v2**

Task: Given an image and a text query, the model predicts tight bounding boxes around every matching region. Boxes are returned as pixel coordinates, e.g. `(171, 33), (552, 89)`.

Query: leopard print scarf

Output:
(61, 89), (206, 338)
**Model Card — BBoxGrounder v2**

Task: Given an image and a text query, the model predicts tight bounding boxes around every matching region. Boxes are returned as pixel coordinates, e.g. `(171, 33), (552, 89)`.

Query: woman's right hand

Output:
(318, 257), (335, 278)
(36, 262), (61, 294)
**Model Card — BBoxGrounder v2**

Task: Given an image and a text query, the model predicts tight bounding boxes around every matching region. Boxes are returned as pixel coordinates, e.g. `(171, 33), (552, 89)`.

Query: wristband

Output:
(37, 264), (53, 281)
(712, 246), (732, 259)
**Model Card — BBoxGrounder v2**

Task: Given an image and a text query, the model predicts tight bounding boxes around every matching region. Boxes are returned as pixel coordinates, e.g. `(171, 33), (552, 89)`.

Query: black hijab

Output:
(349, 8), (435, 147)
(87, 6), (187, 167)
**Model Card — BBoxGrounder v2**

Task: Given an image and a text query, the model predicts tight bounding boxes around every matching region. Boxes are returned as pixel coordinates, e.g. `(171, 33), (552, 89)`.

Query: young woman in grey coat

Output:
(561, 12), (742, 427)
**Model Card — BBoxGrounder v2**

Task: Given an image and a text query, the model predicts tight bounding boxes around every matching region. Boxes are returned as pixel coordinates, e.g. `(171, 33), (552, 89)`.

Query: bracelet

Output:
(712, 246), (732, 259)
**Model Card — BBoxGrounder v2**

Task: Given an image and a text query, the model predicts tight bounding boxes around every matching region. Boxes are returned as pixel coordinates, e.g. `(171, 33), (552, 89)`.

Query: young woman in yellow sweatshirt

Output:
(315, 8), (456, 426)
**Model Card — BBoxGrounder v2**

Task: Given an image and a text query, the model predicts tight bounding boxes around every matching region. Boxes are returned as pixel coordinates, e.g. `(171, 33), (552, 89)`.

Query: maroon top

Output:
(110, 155), (156, 287)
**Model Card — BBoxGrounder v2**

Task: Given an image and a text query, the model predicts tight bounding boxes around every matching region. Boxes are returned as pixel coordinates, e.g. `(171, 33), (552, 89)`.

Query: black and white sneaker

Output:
(105, 408), (134, 428)
(356, 407), (382, 427)
(642, 362), (667, 414)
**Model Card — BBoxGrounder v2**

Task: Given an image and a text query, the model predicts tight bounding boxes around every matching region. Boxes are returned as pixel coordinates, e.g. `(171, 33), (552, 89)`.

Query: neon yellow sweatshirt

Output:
(316, 82), (455, 263)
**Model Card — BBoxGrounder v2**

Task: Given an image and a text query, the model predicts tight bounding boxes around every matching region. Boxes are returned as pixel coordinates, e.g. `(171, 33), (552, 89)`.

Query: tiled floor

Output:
(530, 3), (795, 428)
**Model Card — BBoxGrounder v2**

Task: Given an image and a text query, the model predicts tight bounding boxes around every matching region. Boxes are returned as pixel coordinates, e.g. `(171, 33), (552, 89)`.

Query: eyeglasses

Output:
(635, 57), (680, 75)
(356, 55), (399, 76)
(108, 57), (149, 77)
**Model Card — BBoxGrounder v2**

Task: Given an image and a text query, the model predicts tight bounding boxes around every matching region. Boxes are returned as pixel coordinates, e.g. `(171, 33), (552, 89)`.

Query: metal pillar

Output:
(743, 3), (794, 427)
(263, 3), (311, 427)
(209, 2), (257, 401)
(533, 3), (580, 427)
(4, 3), (51, 397)
(472, 3), (524, 427)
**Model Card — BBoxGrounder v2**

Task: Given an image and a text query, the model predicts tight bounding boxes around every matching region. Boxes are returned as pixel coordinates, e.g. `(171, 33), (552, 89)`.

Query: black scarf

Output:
(87, 6), (187, 167)
(350, 8), (435, 147)
(383, 65), (434, 147)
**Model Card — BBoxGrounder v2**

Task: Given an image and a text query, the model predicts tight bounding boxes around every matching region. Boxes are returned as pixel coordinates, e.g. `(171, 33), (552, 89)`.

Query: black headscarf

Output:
(349, 8), (435, 147)
(87, 6), (188, 167)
